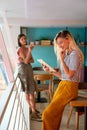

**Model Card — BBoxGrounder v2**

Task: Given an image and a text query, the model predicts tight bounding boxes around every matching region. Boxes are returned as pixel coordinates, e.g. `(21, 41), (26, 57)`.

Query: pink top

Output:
(16, 47), (29, 64)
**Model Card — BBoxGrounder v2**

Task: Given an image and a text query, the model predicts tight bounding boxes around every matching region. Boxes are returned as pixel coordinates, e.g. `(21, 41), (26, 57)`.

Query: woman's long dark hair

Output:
(18, 34), (27, 47)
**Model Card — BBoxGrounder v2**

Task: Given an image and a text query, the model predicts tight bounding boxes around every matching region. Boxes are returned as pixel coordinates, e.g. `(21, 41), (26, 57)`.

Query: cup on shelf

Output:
(30, 41), (34, 46)
(35, 41), (40, 45)
(81, 42), (84, 45)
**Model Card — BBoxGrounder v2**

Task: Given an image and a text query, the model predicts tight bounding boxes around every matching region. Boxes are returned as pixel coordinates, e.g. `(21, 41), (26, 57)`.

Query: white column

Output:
(0, 29), (14, 82)
(0, 11), (15, 82)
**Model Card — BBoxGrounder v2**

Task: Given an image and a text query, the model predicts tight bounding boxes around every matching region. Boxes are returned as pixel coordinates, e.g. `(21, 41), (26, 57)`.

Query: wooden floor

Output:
(30, 92), (84, 130)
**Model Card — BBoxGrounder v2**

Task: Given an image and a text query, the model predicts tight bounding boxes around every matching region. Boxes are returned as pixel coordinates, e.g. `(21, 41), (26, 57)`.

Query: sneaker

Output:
(30, 112), (42, 122)
(30, 109), (42, 115)
(35, 109), (40, 114)
(35, 109), (42, 115)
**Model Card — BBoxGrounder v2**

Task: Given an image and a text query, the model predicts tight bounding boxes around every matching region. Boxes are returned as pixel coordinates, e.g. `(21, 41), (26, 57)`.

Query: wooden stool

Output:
(66, 106), (84, 130)
(67, 96), (87, 130)
(67, 82), (87, 130)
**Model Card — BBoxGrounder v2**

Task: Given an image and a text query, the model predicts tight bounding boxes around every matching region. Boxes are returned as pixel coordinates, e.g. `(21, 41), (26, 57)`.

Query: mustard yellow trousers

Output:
(42, 80), (79, 130)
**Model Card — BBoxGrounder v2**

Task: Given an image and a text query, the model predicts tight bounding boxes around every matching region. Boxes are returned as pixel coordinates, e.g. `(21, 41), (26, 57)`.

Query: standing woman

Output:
(42, 30), (84, 130)
(16, 34), (41, 120)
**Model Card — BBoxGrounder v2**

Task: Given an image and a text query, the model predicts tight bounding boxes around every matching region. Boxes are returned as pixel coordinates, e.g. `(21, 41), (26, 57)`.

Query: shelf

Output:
(34, 40), (54, 46)
(79, 44), (87, 46)
(35, 45), (53, 46)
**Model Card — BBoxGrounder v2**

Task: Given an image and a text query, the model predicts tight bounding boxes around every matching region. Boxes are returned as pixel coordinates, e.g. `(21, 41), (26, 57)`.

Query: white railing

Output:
(0, 73), (30, 130)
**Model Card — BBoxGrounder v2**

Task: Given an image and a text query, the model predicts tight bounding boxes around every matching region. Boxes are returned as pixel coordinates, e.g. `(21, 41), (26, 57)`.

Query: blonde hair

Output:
(54, 30), (84, 65)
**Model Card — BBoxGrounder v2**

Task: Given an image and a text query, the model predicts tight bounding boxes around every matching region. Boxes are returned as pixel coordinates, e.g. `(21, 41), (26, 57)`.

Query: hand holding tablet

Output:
(37, 59), (56, 72)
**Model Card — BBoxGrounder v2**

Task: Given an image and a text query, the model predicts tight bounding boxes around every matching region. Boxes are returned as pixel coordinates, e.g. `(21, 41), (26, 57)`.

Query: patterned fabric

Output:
(17, 63), (36, 94)
(60, 50), (83, 82)
(42, 80), (78, 130)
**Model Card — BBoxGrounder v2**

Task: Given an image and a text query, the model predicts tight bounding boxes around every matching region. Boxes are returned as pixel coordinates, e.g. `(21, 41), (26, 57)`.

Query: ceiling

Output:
(0, 0), (87, 27)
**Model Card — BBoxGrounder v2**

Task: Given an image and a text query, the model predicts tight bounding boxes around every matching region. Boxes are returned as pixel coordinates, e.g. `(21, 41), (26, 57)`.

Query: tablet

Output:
(37, 59), (55, 72)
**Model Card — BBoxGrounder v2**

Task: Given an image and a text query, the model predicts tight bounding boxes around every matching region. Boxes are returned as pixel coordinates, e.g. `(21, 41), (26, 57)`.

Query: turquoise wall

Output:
(31, 46), (57, 68)
(27, 27), (87, 43)
(67, 27), (86, 43)
(25, 26), (87, 81)
(27, 27), (66, 42)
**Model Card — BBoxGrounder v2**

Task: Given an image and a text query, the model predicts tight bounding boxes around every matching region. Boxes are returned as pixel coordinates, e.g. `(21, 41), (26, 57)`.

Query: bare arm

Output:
(18, 44), (34, 64)
(42, 64), (62, 79)
(24, 45), (34, 64)
(28, 53), (34, 63)
(51, 71), (62, 79)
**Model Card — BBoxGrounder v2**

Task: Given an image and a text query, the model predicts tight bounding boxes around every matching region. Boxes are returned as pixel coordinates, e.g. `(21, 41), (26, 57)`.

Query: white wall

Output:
(8, 25), (21, 70)
(10, 25), (20, 48)
(1, 25), (21, 71)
